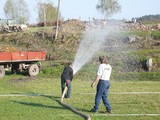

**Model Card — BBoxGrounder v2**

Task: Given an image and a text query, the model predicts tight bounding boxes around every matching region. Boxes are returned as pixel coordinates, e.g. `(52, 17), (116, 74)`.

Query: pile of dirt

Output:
(150, 23), (160, 30)
(56, 19), (85, 44)
(31, 19), (85, 43)
(60, 19), (85, 33)
(0, 45), (20, 52)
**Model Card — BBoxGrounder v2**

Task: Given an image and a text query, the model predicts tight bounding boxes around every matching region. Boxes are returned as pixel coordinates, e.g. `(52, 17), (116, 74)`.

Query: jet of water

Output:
(72, 25), (110, 75)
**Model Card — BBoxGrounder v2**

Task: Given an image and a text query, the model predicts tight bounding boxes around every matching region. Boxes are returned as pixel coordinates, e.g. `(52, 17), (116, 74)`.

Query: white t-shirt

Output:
(97, 63), (112, 81)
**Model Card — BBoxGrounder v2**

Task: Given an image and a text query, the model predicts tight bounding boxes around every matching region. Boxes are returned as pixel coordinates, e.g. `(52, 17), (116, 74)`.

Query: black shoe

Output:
(64, 95), (70, 98)
(64, 96), (70, 99)
(106, 110), (112, 114)
(90, 108), (98, 113)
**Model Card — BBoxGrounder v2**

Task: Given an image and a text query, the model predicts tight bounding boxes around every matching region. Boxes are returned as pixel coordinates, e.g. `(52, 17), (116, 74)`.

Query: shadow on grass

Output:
(40, 94), (89, 115)
(11, 100), (64, 109)
(10, 92), (60, 99)
(10, 92), (91, 117)
(78, 108), (92, 113)
(10, 92), (64, 110)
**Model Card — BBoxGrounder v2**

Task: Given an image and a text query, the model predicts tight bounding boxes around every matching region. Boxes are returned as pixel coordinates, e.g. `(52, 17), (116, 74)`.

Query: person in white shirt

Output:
(91, 56), (112, 113)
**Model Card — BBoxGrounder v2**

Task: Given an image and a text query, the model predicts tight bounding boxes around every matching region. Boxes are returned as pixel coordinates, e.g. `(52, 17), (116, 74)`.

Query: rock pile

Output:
(60, 19), (85, 33)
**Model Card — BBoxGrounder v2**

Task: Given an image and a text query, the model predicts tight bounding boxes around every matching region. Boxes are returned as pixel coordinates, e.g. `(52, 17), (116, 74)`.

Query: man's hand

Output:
(91, 82), (96, 88)
(66, 79), (70, 86)
(91, 76), (100, 87)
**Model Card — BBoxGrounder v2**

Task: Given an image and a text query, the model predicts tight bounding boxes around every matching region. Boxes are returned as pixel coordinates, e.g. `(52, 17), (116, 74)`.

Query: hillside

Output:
(0, 19), (160, 119)
(0, 19), (160, 75)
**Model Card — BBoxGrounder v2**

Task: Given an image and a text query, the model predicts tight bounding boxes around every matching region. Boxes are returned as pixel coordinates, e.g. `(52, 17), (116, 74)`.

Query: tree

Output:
(37, 1), (58, 26)
(96, 0), (121, 18)
(136, 14), (160, 21)
(4, 0), (30, 24)
(4, 0), (17, 21)
(18, 0), (30, 24)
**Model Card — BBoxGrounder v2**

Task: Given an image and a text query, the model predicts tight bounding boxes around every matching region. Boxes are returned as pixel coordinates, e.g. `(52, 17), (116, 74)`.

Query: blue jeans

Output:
(94, 80), (111, 112)
(61, 79), (71, 98)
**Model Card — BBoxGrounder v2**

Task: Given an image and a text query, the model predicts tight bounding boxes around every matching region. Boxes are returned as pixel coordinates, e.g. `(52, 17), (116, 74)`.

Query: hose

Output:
(60, 86), (91, 120)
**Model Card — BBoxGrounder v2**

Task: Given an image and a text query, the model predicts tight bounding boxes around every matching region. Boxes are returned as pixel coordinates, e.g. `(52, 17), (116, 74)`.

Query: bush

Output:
(112, 72), (160, 81)
(151, 31), (160, 40)
(40, 65), (64, 77)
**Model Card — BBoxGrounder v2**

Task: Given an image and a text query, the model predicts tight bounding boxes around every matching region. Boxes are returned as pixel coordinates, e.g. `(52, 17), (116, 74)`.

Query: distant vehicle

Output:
(0, 51), (46, 78)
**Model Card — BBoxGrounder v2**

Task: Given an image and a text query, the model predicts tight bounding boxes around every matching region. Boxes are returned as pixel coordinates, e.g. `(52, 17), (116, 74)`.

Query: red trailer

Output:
(0, 51), (46, 78)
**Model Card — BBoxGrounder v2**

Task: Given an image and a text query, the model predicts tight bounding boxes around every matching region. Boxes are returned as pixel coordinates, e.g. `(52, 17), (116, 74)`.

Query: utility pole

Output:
(43, 4), (47, 27)
(55, 0), (60, 40)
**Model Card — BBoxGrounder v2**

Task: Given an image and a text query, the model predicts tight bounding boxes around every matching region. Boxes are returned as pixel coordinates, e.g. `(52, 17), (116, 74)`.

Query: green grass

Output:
(0, 72), (160, 120)
(151, 31), (160, 40)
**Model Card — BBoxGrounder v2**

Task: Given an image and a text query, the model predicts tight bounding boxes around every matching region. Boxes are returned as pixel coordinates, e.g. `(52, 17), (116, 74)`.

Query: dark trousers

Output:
(61, 78), (71, 98)
(94, 80), (111, 112)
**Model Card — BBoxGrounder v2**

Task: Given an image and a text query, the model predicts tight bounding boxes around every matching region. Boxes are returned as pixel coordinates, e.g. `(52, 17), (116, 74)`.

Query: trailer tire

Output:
(0, 66), (5, 78)
(28, 64), (40, 77)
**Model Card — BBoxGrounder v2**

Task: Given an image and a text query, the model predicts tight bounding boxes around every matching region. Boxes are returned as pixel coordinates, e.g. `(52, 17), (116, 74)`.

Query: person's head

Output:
(99, 56), (108, 64)
(67, 62), (73, 67)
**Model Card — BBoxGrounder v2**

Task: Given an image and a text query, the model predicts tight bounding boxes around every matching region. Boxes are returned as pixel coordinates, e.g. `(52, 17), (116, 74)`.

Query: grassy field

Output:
(0, 18), (160, 120)
(0, 72), (160, 120)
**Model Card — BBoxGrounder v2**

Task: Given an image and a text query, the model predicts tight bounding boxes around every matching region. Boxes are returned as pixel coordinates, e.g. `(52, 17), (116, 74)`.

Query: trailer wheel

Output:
(28, 64), (40, 77)
(0, 66), (5, 78)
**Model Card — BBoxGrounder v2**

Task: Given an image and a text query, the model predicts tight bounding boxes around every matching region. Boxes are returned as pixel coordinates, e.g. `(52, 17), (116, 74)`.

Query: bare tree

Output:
(96, 0), (121, 18)
(4, 0), (30, 24)
(4, 0), (17, 22)
(18, 0), (30, 24)
(37, 0), (58, 26)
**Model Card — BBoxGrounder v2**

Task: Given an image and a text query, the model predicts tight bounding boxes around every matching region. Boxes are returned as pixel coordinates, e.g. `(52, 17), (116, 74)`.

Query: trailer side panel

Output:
(0, 52), (12, 62)
(0, 51), (46, 62)
(11, 52), (27, 61)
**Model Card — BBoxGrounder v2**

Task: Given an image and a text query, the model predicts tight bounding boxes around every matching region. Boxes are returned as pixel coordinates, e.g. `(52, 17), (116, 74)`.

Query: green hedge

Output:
(151, 31), (160, 40)
(112, 72), (160, 81)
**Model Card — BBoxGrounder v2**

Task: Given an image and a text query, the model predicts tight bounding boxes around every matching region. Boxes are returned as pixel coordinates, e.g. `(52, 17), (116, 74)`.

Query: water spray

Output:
(72, 25), (111, 75)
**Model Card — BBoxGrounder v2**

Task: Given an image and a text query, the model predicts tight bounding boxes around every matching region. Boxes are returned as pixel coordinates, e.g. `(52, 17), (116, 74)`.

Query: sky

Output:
(0, 0), (160, 23)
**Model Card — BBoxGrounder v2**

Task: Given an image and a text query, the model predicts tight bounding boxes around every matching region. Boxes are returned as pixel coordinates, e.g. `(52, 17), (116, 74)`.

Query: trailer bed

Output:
(0, 51), (46, 63)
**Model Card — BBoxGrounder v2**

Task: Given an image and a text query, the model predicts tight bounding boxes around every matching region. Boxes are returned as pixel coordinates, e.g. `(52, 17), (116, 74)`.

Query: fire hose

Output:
(60, 86), (91, 120)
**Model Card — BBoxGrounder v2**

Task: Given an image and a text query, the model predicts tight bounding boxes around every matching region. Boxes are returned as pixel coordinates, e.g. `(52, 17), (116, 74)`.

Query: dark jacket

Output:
(61, 65), (73, 81)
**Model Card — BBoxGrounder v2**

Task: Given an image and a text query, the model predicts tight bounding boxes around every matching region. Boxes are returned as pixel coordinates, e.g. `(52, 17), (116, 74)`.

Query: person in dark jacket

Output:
(61, 62), (73, 98)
